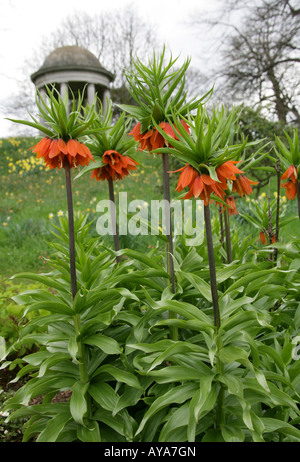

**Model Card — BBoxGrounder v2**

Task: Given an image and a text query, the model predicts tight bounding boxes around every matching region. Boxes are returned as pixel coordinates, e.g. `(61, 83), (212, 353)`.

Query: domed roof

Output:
(31, 45), (114, 83)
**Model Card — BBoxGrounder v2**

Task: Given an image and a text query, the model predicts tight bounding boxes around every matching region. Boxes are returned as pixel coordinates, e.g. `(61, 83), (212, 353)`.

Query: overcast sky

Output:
(0, 0), (220, 137)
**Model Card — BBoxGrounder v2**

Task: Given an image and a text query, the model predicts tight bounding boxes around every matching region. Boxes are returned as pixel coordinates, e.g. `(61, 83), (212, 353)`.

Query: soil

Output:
(0, 360), (72, 404)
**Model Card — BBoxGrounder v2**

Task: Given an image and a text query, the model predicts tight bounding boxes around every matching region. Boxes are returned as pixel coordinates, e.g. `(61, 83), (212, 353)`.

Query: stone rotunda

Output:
(31, 45), (114, 113)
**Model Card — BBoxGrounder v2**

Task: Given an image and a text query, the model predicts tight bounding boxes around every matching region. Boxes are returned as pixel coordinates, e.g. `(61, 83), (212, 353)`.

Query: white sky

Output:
(0, 0), (220, 137)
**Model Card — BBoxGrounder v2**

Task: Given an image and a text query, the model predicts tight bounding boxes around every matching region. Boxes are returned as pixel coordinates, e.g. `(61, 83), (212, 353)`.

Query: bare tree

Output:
(5, 5), (160, 134)
(190, 0), (300, 124)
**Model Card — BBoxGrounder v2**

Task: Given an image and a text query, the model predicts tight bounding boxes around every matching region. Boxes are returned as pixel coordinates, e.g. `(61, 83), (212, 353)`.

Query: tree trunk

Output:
(267, 67), (289, 123)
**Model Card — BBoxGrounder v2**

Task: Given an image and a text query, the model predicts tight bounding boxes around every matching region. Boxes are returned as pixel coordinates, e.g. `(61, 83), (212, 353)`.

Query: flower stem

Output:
(108, 178), (122, 263)
(218, 206), (226, 264)
(65, 161), (90, 418)
(275, 159), (281, 242)
(273, 160), (281, 262)
(224, 208), (232, 264)
(162, 154), (176, 292)
(64, 160), (77, 300)
(204, 203), (221, 330)
(74, 314), (89, 383)
(162, 153), (177, 341)
(216, 355), (225, 428)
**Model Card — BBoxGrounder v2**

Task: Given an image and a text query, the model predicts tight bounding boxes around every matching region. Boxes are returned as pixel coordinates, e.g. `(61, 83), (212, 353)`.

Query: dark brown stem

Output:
(267, 179), (273, 245)
(218, 206), (226, 264)
(275, 160), (281, 241)
(274, 160), (281, 262)
(204, 203), (221, 330)
(108, 178), (122, 263)
(267, 179), (275, 262)
(162, 153), (176, 293)
(64, 161), (77, 300)
(162, 153), (177, 341)
(224, 208), (232, 264)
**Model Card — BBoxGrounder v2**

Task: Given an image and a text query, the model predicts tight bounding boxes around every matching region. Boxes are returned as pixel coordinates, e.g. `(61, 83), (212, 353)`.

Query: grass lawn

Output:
(1, 136), (299, 278)
(0, 136), (178, 277)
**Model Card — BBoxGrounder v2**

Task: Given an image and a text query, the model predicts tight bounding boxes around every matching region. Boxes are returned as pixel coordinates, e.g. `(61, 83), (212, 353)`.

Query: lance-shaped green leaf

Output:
(7, 85), (97, 141)
(70, 380), (89, 426)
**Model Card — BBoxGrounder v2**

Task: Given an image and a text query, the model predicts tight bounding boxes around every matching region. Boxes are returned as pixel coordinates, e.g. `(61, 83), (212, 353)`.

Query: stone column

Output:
(38, 87), (47, 132)
(87, 83), (96, 105)
(102, 89), (111, 116)
(60, 82), (68, 101)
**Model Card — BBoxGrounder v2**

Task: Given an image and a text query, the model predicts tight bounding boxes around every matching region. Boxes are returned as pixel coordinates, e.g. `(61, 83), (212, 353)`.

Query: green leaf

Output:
(202, 429), (225, 442)
(68, 336), (78, 362)
(83, 334), (121, 355)
(117, 104), (146, 120)
(261, 417), (300, 441)
(37, 353), (70, 378)
(88, 382), (118, 412)
(219, 345), (249, 364)
(135, 383), (198, 436)
(146, 341), (208, 372)
(73, 291), (87, 314)
(158, 402), (190, 442)
(93, 365), (142, 389)
(149, 299), (213, 324)
(36, 413), (72, 442)
(188, 376), (216, 442)
(77, 421), (101, 442)
(179, 271), (212, 302)
(74, 157), (104, 180)
(218, 373), (244, 399)
(11, 272), (69, 294)
(221, 425), (245, 442)
(25, 300), (73, 316)
(145, 364), (213, 384)
(70, 381), (89, 425)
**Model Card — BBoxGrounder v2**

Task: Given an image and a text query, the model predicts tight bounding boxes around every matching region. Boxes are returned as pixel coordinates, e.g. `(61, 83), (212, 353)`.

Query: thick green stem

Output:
(65, 161), (77, 300)
(224, 208), (232, 264)
(204, 203), (221, 330)
(65, 161), (90, 419)
(74, 314), (89, 384)
(108, 178), (122, 263)
(206, 205), (225, 427)
(162, 153), (177, 341)
(74, 313), (91, 420)
(215, 356), (225, 428)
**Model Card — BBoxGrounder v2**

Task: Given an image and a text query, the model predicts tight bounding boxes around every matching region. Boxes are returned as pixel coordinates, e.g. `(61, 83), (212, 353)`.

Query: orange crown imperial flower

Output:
(174, 164), (226, 206)
(223, 196), (239, 216)
(231, 175), (258, 197)
(216, 161), (258, 198)
(281, 165), (298, 183)
(216, 161), (244, 189)
(30, 137), (94, 170)
(259, 231), (266, 245)
(281, 165), (298, 200)
(129, 120), (189, 153)
(91, 150), (138, 181)
(259, 231), (276, 245)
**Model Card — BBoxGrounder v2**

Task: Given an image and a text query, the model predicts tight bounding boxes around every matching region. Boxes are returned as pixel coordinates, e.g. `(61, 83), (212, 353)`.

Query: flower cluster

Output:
(30, 137), (94, 170)
(7, 155), (44, 175)
(281, 165), (298, 200)
(91, 150), (138, 181)
(224, 196), (239, 216)
(129, 120), (189, 153)
(175, 160), (257, 206)
(259, 231), (276, 245)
